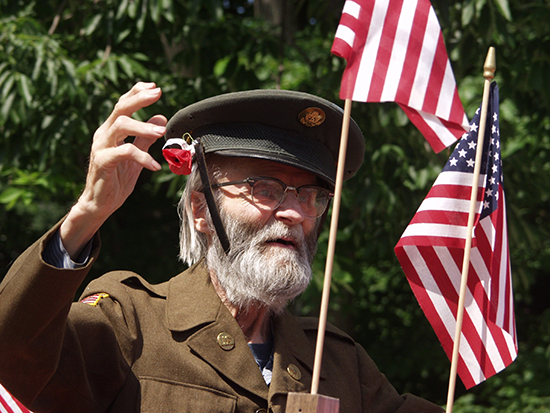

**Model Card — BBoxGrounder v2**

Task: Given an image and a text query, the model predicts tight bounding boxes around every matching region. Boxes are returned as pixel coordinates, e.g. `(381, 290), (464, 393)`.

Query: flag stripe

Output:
(353, 0), (390, 101)
(380, 0), (417, 101)
(0, 384), (31, 413)
(366, 0), (404, 102)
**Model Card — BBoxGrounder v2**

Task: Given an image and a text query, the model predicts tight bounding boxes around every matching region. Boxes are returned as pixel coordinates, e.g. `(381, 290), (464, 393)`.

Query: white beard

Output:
(206, 213), (318, 315)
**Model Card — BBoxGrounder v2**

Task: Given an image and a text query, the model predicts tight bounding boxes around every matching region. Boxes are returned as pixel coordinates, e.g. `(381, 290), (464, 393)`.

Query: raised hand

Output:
(60, 82), (167, 258)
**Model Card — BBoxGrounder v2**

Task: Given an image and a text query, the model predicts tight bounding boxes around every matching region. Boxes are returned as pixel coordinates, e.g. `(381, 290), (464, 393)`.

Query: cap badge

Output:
(298, 107), (325, 127)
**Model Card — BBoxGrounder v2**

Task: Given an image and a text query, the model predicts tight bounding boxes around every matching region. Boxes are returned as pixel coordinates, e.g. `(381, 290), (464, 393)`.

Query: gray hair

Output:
(177, 155), (224, 266)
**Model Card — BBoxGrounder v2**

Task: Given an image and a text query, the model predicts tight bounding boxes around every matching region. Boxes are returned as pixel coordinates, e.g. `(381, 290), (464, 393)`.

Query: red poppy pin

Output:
(162, 134), (197, 175)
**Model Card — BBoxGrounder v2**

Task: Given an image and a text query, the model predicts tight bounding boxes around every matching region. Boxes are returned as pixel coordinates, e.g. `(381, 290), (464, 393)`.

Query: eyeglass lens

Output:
(251, 179), (330, 217)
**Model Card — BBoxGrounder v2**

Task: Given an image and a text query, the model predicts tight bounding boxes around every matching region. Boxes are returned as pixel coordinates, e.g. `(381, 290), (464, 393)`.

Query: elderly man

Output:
(0, 83), (443, 412)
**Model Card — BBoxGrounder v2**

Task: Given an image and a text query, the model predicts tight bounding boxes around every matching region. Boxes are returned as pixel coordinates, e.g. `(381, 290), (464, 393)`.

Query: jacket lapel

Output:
(268, 311), (327, 411)
(165, 261), (269, 401)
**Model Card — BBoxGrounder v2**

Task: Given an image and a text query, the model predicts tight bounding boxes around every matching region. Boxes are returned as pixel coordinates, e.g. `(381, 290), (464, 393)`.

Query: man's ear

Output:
(191, 191), (212, 235)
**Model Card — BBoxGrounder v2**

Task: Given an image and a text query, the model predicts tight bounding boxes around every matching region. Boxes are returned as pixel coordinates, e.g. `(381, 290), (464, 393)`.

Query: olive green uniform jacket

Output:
(0, 223), (444, 412)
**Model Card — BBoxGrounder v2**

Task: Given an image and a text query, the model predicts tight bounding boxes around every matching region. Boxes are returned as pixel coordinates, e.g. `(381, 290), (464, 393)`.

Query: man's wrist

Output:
(59, 203), (106, 260)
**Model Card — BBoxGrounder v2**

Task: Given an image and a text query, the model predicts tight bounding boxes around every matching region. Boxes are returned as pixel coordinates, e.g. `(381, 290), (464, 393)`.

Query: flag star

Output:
(470, 123), (478, 133)
(486, 188), (493, 197)
(466, 158), (475, 167)
(476, 108), (480, 115)
(492, 164), (498, 173)
(492, 125), (497, 134)
(468, 141), (476, 150)
(489, 176), (496, 185)
(495, 191), (500, 201)
(449, 157), (458, 166)
(458, 149), (467, 157)
(496, 140), (500, 148)
(493, 112), (498, 121)
(483, 200), (490, 209)
(494, 152), (500, 161)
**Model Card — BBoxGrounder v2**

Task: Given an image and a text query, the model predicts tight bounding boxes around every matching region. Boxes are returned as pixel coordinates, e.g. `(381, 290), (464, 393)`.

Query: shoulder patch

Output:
(80, 293), (110, 306)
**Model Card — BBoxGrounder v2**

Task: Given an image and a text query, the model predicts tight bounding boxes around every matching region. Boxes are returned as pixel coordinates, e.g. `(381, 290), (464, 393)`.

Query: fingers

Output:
(133, 114), (168, 152)
(111, 82), (162, 120)
(102, 143), (162, 172)
(96, 115), (165, 150)
(95, 83), (165, 148)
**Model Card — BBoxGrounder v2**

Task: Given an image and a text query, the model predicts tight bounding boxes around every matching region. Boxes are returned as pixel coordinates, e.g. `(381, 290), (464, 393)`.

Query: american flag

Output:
(0, 383), (32, 413)
(394, 82), (517, 389)
(331, 0), (469, 153)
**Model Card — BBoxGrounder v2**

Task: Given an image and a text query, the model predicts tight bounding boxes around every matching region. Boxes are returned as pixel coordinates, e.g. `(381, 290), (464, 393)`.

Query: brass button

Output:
(217, 332), (235, 351)
(287, 363), (302, 381)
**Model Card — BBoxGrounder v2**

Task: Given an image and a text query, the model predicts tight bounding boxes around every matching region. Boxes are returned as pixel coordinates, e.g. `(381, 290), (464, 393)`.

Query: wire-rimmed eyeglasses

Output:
(211, 176), (333, 218)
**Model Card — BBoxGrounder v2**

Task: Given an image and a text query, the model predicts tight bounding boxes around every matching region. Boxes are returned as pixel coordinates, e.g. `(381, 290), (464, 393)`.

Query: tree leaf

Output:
(493, 0), (512, 21)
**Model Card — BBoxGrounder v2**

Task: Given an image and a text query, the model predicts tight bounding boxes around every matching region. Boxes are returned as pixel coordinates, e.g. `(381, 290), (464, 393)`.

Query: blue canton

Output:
(442, 82), (502, 219)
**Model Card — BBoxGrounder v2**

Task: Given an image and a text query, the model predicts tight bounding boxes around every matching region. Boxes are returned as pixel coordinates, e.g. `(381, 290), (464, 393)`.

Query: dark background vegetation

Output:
(1, 0), (549, 410)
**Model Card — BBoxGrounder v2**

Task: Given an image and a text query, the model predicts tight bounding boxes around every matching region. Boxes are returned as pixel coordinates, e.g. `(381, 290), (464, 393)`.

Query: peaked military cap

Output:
(164, 89), (365, 185)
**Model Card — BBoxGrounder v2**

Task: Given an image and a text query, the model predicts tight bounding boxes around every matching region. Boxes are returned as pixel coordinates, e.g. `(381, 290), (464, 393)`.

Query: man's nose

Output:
(273, 190), (306, 225)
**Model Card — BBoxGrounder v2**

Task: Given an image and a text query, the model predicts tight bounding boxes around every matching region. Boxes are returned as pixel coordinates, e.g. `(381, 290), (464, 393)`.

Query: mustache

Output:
(226, 219), (307, 260)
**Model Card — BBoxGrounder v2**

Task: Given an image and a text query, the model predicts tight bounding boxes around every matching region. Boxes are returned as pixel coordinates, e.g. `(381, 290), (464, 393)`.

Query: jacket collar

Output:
(165, 260), (326, 406)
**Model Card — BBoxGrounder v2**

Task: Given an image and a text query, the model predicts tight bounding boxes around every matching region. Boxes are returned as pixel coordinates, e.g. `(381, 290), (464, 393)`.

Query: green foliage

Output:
(1, 0), (550, 410)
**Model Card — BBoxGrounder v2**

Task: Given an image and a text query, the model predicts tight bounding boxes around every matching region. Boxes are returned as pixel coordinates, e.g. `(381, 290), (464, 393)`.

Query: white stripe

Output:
(433, 170), (486, 188)
(380, 0), (418, 101)
(334, 24), (356, 48)
(415, 110), (459, 148)
(0, 384), (23, 413)
(401, 222), (467, 240)
(403, 246), (486, 383)
(407, 6), (440, 109)
(417, 197), (478, 214)
(479, 214), (496, 250)
(433, 247), (490, 384)
(468, 248), (507, 373)
(342, 0), (361, 19)
(435, 60), (457, 120)
(352, 0), (390, 101)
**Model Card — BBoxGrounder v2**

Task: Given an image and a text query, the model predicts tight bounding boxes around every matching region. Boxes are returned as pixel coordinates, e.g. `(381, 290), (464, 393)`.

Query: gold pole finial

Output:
(483, 46), (496, 80)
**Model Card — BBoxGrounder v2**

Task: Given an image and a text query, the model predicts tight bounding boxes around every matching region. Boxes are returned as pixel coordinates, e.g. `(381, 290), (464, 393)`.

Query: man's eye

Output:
(254, 186), (277, 199)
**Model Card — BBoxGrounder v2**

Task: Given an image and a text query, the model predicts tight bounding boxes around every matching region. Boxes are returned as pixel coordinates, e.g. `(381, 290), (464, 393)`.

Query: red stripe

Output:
(409, 209), (469, 226)
(0, 385), (31, 413)
(330, 38), (352, 61)
(425, 184), (482, 202)
(449, 87), (467, 126)
(421, 33), (447, 114)
(398, 105), (446, 152)
(397, 245), (477, 388)
(0, 394), (16, 413)
(339, 1), (375, 99)
(397, 234), (466, 248)
(394, 0), (431, 104)
(366, 0), (404, 101)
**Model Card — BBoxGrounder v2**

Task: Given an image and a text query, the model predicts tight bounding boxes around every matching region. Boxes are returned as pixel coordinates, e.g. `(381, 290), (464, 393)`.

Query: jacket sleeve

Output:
(355, 343), (445, 412)
(0, 221), (133, 412)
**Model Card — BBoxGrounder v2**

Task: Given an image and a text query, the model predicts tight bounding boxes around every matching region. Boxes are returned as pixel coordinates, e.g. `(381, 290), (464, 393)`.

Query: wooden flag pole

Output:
(286, 98), (352, 413)
(311, 98), (352, 395)
(445, 47), (496, 413)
